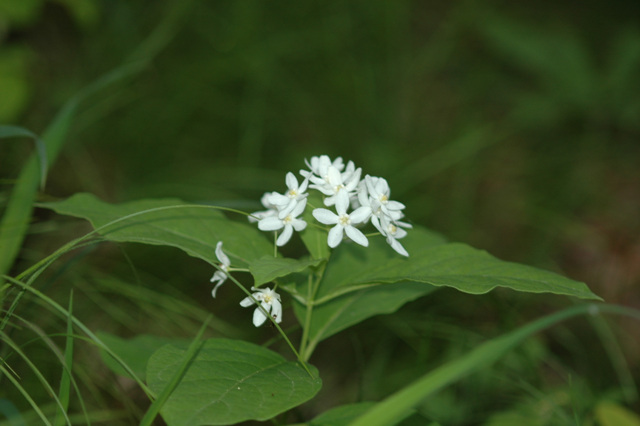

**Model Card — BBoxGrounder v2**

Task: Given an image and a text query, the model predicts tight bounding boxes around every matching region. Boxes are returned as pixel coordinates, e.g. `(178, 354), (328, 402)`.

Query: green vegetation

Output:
(1, 1), (639, 425)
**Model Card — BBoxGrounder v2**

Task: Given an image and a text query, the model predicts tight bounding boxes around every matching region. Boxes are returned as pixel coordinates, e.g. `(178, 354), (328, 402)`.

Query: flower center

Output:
(288, 189), (297, 198)
(283, 215), (293, 224)
(387, 224), (397, 235)
(263, 294), (273, 304)
(380, 194), (388, 204)
(338, 214), (350, 226)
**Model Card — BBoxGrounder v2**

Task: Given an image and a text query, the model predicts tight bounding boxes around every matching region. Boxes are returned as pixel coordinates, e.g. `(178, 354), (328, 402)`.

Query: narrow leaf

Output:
(347, 304), (610, 426)
(54, 291), (74, 426)
(0, 124), (48, 188)
(140, 319), (210, 426)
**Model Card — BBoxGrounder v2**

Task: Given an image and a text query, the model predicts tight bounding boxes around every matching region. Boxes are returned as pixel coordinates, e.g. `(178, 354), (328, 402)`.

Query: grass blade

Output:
(348, 303), (640, 426)
(139, 317), (210, 426)
(54, 291), (75, 426)
(0, 125), (48, 188)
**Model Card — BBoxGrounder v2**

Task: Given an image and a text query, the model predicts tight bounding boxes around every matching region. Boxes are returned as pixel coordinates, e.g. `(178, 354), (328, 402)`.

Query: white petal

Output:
(345, 226), (369, 247)
(389, 237), (409, 257)
(327, 225), (344, 248)
(298, 176), (309, 193)
(276, 225), (293, 246)
(285, 172), (298, 190)
(394, 227), (408, 239)
(211, 280), (225, 298)
(271, 299), (283, 323)
(268, 192), (290, 207)
(240, 295), (256, 307)
(334, 191), (349, 215)
(291, 198), (307, 217)
(252, 307), (268, 327)
(386, 200), (406, 211)
(292, 218), (307, 231)
(215, 242), (230, 266)
(313, 208), (338, 225)
(258, 216), (284, 231)
(344, 168), (362, 191)
(327, 166), (343, 185)
(277, 199), (297, 219)
(349, 206), (371, 224)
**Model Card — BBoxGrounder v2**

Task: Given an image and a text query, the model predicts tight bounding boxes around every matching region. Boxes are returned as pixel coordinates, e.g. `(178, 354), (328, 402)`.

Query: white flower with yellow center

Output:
(239, 287), (283, 327)
(210, 241), (231, 297)
(312, 191), (370, 248)
(267, 172), (309, 219)
(258, 198), (307, 246)
(380, 216), (410, 257)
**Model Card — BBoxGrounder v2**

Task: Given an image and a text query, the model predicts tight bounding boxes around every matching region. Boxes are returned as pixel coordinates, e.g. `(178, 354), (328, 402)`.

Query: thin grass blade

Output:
(139, 317), (210, 426)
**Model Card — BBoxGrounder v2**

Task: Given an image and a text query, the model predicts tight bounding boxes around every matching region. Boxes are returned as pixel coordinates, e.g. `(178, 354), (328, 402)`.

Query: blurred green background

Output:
(1, 0), (640, 424)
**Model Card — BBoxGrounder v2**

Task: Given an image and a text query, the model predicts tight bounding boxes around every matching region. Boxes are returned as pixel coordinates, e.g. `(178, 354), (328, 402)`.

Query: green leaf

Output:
(250, 256), (323, 286)
(296, 281), (437, 357)
(0, 124), (48, 188)
(317, 225), (599, 301)
(308, 402), (376, 425)
(97, 333), (189, 382)
(41, 193), (272, 267)
(146, 338), (322, 426)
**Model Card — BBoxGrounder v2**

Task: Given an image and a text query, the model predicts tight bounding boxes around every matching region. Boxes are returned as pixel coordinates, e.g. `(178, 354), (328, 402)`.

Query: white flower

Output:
(210, 241), (231, 297)
(364, 175), (406, 218)
(258, 198), (308, 246)
(380, 216), (410, 257)
(239, 287), (283, 327)
(249, 192), (279, 223)
(302, 155), (344, 180)
(312, 191), (370, 248)
(267, 172), (309, 219)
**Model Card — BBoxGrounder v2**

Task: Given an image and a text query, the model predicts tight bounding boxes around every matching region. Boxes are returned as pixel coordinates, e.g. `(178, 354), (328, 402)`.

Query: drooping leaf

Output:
(146, 338), (322, 426)
(317, 225), (598, 301)
(97, 333), (189, 381)
(41, 193), (273, 267)
(250, 256), (323, 286)
(295, 225), (597, 353)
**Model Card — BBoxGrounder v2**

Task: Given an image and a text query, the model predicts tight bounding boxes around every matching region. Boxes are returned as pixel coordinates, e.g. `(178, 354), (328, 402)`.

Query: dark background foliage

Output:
(1, 0), (639, 424)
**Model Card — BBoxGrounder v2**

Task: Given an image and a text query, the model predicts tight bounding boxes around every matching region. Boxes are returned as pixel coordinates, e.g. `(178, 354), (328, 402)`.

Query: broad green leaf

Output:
(41, 193), (272, 267)
(295, 281), (437, 357)
(317, 225), (598, 301)
(146, 338), (322, 426)
(97, 333), (189, 381)
(250, 256), (323, 286)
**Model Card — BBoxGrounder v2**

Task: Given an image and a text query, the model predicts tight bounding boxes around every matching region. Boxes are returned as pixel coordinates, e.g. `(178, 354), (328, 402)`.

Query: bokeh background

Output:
(1, 0), (640, 424)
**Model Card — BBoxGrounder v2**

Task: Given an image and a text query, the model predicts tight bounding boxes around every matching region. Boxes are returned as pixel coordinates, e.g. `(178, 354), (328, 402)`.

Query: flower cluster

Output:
(252, 155), (411, 256)
(210, 156), (410, 328)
